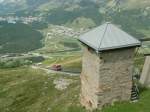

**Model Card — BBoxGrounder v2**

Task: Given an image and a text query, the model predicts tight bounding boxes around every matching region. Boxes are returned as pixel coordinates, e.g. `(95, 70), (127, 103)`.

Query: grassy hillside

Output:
(0, 22), (43, 53)
(0, 67), (82, 112)
(0, 67), (150, 112)
(42, 36), (80, 53)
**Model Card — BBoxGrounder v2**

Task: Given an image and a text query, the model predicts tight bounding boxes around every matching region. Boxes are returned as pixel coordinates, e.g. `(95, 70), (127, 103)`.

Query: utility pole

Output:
(140, 55), (150, 87)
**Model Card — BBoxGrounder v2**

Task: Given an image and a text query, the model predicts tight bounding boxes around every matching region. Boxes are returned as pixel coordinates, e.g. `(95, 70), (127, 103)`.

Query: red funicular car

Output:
(51, 64), (62, 71)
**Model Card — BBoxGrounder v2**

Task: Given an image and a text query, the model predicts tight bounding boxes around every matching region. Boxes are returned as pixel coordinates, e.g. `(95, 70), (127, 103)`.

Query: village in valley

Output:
(0, 16), (42, 24)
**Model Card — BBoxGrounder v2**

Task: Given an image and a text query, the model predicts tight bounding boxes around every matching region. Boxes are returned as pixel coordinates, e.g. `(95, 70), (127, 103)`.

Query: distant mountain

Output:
(0, 0), (80, 14)
(0, 1), (150, 20)
(0, 0), (150, 14)
(0, 0), (150, 37)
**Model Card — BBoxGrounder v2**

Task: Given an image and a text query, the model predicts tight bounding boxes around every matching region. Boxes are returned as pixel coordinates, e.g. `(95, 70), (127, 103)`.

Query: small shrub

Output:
(0, 59), (32, 69)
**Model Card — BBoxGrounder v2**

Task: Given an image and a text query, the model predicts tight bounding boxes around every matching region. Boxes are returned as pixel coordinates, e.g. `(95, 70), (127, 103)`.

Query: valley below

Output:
(0, 22), (149, 111)
(0, 0), (150, 111)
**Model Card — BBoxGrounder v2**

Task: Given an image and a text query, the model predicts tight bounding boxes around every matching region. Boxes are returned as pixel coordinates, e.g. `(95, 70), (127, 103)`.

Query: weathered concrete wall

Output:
(80, 45), (135, 109)
(140, 56), (150, 87)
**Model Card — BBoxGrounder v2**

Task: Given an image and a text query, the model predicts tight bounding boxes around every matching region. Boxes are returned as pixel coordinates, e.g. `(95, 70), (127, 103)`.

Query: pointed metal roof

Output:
(79, 22), (141, 51)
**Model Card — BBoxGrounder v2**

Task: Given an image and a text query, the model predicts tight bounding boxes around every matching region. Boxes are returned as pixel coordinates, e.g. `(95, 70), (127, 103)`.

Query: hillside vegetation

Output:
(0, 67), (150, 112)
(1, 0), (150, 14)
(0, 22), (43, 53)
(0, 67), (82, 112)
(0, 0), (150, 39)
(38, 0), (150, 39)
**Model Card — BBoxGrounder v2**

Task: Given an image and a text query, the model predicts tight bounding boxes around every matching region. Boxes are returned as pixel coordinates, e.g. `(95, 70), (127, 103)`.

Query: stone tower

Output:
(79, 22), (141, 109)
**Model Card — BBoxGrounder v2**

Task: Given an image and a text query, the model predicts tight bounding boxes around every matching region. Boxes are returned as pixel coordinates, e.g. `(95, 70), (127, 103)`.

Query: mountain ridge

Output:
(0, 0), (150, 15)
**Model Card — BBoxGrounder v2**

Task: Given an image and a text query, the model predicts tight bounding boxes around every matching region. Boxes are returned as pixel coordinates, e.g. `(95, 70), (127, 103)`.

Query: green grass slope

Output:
(0, 67), (82, 112)
(0, 67), (150, 112)
(102, 88), (150, 112)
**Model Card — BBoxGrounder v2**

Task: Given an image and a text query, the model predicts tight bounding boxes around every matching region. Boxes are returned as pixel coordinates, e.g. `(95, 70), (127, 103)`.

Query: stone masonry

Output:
(80, 45), (135, 109)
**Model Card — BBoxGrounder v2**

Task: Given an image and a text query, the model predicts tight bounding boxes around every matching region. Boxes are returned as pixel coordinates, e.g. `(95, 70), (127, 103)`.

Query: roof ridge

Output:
(97, 23), (109, 52)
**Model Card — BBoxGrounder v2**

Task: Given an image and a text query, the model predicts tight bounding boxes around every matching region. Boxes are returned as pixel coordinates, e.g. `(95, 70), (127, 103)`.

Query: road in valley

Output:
(31, 65), (80, 76)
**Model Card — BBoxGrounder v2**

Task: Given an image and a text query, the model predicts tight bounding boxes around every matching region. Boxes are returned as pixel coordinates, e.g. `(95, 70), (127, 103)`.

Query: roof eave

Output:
(79, 35), (141, 52)
(98, 43), (141, 52)
(78, 38), (99, 51)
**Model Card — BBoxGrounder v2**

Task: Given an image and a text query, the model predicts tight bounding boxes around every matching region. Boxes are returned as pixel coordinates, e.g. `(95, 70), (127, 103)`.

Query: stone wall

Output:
(80, 46), (101, 109)
(80, 45), (135, 110)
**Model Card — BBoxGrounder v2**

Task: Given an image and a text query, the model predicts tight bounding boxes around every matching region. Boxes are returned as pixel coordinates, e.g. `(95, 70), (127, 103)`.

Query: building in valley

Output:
(79, 22), (141, 109)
